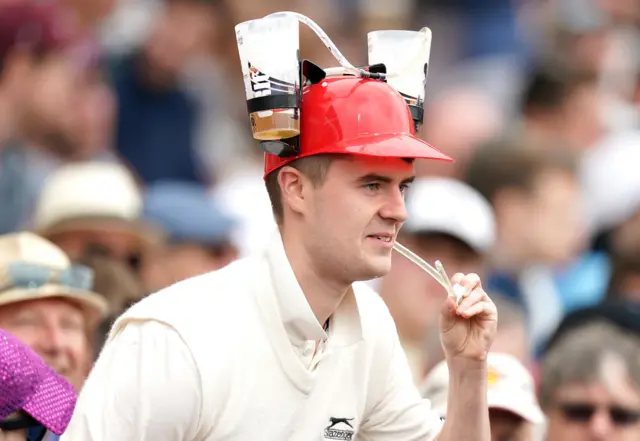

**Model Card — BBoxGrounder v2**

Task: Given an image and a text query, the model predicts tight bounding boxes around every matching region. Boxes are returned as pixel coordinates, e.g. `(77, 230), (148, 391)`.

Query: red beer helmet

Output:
(263, 76), (453, 178)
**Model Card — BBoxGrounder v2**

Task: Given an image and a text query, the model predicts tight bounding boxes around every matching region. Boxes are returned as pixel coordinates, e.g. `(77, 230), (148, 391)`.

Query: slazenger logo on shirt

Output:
(323, 417), (355, 441)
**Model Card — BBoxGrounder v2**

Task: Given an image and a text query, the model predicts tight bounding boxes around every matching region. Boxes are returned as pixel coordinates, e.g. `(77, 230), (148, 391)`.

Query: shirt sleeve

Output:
(60, 320), (202, 441)
(360, 324), (444, 441)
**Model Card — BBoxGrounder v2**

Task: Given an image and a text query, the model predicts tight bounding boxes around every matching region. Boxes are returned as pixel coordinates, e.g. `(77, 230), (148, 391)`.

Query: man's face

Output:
(0, 298), (90, 391)
(22, 54), (82, 155)
(47, 228), (143, 272)
(143, 1), (216, 80)
(545, 381), (640, 441)
(300, 156), (414, 283)
(490, 409), (532, 441)
(514, 170), (584, 265)
(379, 234), (483, 342)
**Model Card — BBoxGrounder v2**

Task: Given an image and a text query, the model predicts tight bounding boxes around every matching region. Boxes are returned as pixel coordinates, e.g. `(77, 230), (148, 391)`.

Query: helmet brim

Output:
(263, 133), (454, 179)
(333, 133), (454, 162)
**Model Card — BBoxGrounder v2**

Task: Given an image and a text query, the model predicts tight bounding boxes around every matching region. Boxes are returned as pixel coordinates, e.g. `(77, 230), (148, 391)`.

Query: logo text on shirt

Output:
(324, 417), (355, 441)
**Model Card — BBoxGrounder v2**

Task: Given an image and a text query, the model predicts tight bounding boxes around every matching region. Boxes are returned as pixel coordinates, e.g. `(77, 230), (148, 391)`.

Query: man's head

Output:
(262, 76), (453, 284)
(142, 0), (228, 86)
(141, 181), (239, 293)
(0, 232), (108, 391)
(377, 178), (496, 343)
(0, 2), (79, 144)
(33, 162), (162, 275)
(521, 64), (603, 150)
(466, 140), (583, 267)
(266, 154), (415, 283)
(540, 321), (640, 441)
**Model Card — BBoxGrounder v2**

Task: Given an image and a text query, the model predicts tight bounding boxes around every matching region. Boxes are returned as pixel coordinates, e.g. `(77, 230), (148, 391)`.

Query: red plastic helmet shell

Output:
(263, 76), (453, 179)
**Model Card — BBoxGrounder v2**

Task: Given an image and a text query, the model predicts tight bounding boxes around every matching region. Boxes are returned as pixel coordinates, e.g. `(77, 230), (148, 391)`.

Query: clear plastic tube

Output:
(263, 11), (384, 79)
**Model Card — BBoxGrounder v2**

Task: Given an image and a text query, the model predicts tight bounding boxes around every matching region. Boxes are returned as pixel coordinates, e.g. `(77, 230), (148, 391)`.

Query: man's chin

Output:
(354, 258), (392, 281)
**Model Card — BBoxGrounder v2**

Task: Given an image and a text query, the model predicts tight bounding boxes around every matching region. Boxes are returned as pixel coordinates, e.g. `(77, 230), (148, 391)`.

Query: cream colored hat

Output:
(421, 352), (545, 424)
(33, 162), (162, 245)
(0, 232), (108, 327)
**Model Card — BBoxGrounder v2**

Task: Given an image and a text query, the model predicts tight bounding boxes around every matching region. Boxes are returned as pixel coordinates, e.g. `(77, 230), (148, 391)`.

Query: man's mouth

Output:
(367, 234), (393, 243)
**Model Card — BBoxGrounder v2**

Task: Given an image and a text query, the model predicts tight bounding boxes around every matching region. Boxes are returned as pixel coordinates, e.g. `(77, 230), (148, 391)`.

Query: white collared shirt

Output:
(62, 231), (443, 441)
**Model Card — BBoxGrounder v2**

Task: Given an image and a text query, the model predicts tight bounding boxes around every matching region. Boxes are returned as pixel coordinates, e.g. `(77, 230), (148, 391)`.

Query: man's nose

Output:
(36, 324), (66, 357)
(589, 409), (614, 440)
(379, 189), (408, 223)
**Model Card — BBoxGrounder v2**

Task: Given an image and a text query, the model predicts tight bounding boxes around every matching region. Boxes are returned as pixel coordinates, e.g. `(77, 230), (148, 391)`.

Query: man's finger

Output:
(457, 288), (485, 314)
(457, 299), (497, 319)
(451, 273), (481, 303)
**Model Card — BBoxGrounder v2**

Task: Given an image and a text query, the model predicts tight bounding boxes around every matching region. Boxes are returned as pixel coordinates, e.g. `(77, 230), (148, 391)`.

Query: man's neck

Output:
(281, 228), (350, 326)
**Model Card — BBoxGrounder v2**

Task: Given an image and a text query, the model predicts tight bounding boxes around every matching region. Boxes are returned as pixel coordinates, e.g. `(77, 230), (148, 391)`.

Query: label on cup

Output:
(235, 16), (300, 117)
(368, 28), (432, 105)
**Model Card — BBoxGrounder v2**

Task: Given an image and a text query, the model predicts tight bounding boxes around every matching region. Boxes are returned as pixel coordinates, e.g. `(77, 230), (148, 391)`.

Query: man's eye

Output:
(365, 183), (380, 191)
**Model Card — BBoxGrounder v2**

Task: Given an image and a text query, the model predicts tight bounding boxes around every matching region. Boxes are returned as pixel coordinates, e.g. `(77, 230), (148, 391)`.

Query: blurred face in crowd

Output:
(560, 82), (606, 151)
(21, 53), (82, 156)
(379, 233), (484, 343)
(143, 0), (217, 82)
(47, 228), (144, 274)
(544, 369), (640, 441)
(140, 242), (238, 292)
(71, 67), (116, 158)
(490, 409), (532, 441)
(0, 298), (90, 391)
(502, 169), (583, 266)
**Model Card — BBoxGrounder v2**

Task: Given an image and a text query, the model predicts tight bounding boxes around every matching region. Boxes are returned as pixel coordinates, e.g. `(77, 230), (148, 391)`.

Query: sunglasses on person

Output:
(0, 413), (47, 441)
(559, 402), (640, 426)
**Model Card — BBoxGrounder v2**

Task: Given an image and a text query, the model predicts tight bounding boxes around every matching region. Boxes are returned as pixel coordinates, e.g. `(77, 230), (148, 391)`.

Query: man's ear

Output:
(278, 166), (309, 217)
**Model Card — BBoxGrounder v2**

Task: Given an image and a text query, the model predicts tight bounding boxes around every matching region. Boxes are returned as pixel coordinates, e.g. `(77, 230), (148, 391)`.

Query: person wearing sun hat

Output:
(0, 232), (108, 393)
(0, 328), (77, 441)
(421, 352), (546, 441)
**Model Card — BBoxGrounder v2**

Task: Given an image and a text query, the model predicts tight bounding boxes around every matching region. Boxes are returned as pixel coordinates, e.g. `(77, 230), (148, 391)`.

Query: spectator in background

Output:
(0, 2), (82, 234)
(519, 64), (605, 151)
(422, 353), (545, 441)
(32, 162), (162, 279)
(378, 177), (496, 382)
(415, 86), (504, 179)
(465, 142), (584, 353)
(110, 0), (229, 185)
(540, 321), (640, 441)
(0, 328), (77, 441)
(0, 232), (108, 392)
(140, 181), (238, 293)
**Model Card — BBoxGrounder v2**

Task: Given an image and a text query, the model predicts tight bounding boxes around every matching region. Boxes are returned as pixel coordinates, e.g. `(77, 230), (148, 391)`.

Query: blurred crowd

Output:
(0, 0), (639, 440)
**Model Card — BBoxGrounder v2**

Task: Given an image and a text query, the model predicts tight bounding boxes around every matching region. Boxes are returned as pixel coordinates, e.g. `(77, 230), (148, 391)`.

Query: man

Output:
(140, 181), (239, 293)
(63, 74), (497, 440)
(377, 177), (496, 382)
(540, 321), (640, 441)
(465, 141), (584, 352)
(0, 2), (79, 234)
(422, 353), (545, 441)
(0, 328), (77, 441)
(0, 232), (108, 393)
(33, 162), (163, 277)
